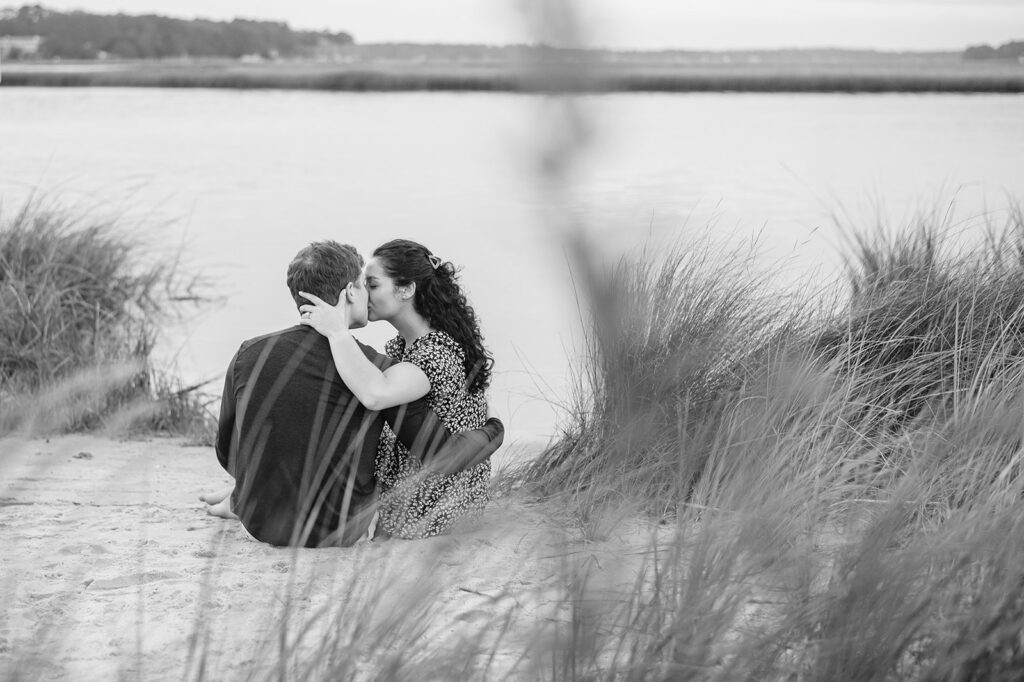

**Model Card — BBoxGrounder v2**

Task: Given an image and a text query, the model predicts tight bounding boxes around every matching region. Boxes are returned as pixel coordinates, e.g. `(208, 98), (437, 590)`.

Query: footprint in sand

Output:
(86, 571), (181, 590)
(454, 609), (492, 623)
(201, 594), (231, 613)
(58, 543), (111, 556)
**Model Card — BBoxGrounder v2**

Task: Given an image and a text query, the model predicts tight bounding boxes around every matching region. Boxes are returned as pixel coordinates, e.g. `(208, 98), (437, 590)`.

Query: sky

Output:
(23, 0), (1024, 51)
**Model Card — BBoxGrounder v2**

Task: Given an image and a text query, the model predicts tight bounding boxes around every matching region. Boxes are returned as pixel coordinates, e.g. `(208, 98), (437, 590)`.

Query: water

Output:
(2, 88), (1023, 444)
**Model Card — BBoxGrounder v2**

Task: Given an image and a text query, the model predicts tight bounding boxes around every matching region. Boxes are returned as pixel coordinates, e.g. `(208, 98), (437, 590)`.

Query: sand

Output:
(1, 434), (636, 680)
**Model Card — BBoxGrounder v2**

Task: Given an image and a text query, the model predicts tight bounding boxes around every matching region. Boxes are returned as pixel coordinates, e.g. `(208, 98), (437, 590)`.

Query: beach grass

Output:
(0, 197), (216, 441)
(524, 201), (1024, 517)
(502, 200), (1024, 678)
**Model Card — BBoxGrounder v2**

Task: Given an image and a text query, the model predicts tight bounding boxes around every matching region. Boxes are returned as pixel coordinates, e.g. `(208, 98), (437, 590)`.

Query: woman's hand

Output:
(298, 290), (431, 410)
(298, 291), (350, 339)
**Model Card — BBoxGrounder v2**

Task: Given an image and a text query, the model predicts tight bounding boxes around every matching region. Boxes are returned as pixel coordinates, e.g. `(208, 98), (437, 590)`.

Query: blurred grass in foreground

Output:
(0, 197), (216, 441)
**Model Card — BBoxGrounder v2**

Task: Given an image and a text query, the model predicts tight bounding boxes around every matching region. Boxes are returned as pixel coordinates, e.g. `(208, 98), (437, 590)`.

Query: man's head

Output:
(286, 241), (369, 327)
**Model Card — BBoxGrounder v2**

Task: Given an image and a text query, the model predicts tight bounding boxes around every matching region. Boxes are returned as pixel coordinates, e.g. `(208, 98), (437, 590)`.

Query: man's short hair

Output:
(286, 241), (363, 310)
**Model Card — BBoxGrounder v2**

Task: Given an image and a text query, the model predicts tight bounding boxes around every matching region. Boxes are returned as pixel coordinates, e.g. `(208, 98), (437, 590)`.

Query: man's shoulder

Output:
(233, 325), (316, 362)
(356, 339), (392, 369)
(239, 325), (303, 349)
(231, 328), (389, 368)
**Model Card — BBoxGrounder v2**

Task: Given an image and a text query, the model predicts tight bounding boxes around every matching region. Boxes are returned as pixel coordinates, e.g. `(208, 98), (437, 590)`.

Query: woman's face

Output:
(364, 256), (407, 322)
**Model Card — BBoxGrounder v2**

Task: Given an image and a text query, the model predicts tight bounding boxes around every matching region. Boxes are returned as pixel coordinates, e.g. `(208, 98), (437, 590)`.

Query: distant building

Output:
(0, 35), (42, 59)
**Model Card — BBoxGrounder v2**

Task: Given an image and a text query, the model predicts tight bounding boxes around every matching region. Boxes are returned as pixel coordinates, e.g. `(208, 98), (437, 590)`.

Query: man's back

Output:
(217, 325), (386, 547)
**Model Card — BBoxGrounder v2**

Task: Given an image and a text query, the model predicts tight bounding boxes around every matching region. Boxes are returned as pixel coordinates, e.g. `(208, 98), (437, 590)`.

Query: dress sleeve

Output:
(384, 336), (404, 360)
(405, 334), (464, 397)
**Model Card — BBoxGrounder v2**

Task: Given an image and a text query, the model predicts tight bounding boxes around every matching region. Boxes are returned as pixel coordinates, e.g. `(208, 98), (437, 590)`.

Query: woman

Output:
(299, 239), (494, 539)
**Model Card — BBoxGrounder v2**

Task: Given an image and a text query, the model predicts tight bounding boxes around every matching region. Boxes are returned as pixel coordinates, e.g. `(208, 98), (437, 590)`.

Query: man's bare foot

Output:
(206, 496), (238, 520)
(371, 524), (391, 542)
(199, 485), (234, 505)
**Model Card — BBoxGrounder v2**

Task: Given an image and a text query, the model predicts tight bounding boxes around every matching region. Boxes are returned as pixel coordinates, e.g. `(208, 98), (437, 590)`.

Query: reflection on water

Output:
(1, 89), (1022, 440)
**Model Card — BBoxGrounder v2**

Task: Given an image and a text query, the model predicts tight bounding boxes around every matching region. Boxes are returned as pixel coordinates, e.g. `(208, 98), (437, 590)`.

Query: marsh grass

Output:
(3, 60), (1024, 93)
(0, 197), (216, 440)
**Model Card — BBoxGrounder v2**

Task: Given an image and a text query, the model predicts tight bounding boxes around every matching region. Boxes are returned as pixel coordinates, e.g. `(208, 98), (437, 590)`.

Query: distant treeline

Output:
(0, 4), (353, 59)
(964, 41), (1024, 61)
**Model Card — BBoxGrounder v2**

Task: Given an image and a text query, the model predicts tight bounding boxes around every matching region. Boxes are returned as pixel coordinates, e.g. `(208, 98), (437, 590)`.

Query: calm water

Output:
(2, 88), (1023, 443)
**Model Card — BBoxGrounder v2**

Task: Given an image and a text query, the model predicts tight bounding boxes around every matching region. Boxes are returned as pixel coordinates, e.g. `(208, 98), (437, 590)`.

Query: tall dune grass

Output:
(525, 237), (813, 520)
(501, 203), (1024, 678)
(0, 198), (215, 439)
(816, 203), (1024, 442)
(525, 204), (1024, 517)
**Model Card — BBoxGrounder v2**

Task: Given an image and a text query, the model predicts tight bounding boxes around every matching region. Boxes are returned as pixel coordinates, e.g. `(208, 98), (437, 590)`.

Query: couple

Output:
(205, 238), (503, 547)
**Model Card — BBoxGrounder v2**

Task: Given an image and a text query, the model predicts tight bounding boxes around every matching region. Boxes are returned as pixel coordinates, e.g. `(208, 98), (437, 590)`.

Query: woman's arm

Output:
(298, 291), (430, 410)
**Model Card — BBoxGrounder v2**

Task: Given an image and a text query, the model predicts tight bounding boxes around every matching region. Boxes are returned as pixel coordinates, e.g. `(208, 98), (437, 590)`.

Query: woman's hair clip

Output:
(428, 254), (442, 270)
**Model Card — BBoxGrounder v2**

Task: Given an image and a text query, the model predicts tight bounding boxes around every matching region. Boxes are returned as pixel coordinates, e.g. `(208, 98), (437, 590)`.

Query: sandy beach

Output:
(0, 435), (634, 680)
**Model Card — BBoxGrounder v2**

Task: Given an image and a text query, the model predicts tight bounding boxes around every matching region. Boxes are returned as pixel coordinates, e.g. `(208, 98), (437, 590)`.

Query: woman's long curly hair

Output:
(373, 239), (493, 393)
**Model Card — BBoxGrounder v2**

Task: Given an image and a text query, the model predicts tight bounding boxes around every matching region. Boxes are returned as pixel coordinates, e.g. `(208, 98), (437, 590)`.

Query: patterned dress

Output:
(375, 330), (490, 538)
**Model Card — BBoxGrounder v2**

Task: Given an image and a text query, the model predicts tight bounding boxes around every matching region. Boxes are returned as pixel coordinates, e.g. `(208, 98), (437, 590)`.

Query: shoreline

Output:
(3, 60), (1023, 93)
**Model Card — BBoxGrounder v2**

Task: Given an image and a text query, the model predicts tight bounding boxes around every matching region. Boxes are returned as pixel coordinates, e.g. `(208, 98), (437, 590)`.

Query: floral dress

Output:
(375, 330), (490, 538)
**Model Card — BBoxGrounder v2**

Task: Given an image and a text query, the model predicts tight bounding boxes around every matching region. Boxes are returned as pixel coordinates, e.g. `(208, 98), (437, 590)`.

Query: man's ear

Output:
(343, 282), (355, 303)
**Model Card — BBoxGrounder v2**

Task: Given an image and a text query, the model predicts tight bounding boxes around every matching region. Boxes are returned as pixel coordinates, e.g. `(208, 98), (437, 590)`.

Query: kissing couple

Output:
(202, 239), (504, 547)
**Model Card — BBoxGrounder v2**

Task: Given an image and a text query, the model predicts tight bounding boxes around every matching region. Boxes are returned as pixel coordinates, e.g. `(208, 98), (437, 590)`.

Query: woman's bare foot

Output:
(206, 496), (238, 520)
(199, 485), (234, 505)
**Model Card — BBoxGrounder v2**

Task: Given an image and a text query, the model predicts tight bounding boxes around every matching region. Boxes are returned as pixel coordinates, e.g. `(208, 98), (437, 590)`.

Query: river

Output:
(1, 88), (1022, 442)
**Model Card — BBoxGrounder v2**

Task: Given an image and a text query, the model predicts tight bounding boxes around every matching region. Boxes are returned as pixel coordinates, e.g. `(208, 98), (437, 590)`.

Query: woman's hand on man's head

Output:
(298, 291), (351, 339)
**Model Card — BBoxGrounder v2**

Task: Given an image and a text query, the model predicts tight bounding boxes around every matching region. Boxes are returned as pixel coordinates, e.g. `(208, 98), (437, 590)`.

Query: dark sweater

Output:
(216, 325), (502, 547)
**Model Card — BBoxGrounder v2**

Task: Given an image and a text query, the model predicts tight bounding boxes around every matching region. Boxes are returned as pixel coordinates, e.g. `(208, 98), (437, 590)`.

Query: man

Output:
(213, 240), (503, 547)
